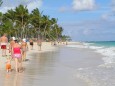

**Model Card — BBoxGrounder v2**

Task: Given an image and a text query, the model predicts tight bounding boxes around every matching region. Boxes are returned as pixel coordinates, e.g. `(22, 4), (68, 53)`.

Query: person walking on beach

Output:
(21, 38), (28, 61)
(9, 37), (15, 58)
(37, 39), (42, 51)
(12, 40), (22, 72)
(0, 33), (8, 57)
(29, 39), (34, 50)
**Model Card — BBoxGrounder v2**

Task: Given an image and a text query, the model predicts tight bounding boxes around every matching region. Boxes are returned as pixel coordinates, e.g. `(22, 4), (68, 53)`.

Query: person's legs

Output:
(38, 45), (41, 51)
(30, 45), (32, 50)
(11, 52), (14, 59)
(2, 49), (6, 56)
(4, 49), (6, 56)
(32, 45), (33, 49)
(38, 45), (39, 50)
(1, 49), (4, 56)
(18, 58), (22, 68)
(1, 45), (7, 56)
(24, 52), (26, 61)
(40, 45), (41, 51)
(22, 52), (24, 61)
(18, 58), (23, 72)
(22, 52), (26, 61)
(14, 58), (18, 72)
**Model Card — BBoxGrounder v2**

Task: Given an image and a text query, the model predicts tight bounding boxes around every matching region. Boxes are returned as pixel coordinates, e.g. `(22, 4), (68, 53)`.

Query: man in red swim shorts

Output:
(1, 44), (6, 49)
(0, 33), (8, 57)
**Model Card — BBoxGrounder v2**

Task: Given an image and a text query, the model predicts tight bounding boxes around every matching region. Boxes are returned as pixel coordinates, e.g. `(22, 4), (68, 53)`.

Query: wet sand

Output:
(0, 43), (104, 86)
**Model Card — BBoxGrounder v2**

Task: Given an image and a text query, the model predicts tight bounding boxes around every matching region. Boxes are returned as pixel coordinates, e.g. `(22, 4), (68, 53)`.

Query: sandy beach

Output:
(0, 42), (107, 86)
(1, 0), (115, 86)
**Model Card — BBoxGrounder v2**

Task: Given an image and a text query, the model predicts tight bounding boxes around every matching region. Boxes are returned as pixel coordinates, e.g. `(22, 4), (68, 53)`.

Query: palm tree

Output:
(15, 5), (29, 38)
(2, 19), (14, 36)
(0, 12), (2, 21)
(30, 8), (42, 38)
(3, 9), (17, 37)
(50, 18), (62, 41)
(41, 15), (52, 40)
(56, 26), (63, 40)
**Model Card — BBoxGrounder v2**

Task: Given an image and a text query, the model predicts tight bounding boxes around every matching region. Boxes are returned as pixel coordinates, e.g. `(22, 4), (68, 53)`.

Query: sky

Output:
(0, 0), (115, 41)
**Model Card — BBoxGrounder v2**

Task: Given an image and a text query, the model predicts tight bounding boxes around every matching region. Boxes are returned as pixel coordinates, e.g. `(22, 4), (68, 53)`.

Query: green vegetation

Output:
(0, 0), (3, 7)
(0, 5), (71, 42)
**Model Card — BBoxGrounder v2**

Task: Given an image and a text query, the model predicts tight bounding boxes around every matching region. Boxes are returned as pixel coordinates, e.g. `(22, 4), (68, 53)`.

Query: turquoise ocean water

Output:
(67, 41), (115, 86)
(88, 41), (115, 47)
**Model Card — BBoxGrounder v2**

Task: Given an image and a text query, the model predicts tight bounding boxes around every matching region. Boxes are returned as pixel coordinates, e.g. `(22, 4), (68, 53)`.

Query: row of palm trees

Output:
(0, 5), (71, 41)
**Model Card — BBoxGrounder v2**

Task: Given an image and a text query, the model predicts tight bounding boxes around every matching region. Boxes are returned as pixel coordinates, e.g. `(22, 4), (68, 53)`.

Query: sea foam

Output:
(67, 43), (115, 64)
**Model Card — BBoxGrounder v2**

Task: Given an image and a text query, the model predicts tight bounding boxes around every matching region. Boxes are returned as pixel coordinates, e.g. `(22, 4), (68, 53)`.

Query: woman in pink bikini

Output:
(12, 40), (22, 72)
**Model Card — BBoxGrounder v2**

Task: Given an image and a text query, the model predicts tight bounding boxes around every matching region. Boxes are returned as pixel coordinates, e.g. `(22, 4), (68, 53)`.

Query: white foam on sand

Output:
(67, 42), (115, 64)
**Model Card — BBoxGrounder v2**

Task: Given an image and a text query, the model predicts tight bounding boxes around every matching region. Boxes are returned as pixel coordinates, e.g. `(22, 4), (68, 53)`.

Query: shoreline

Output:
(0, 41), (108, 86)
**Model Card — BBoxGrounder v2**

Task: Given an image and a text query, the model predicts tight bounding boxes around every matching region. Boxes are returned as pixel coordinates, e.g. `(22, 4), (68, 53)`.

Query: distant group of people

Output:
(0, 33), (42, 73)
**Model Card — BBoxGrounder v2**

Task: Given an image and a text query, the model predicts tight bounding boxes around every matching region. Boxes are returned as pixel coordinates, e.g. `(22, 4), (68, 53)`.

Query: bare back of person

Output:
(9, 40), (15, 51)
(21, 42), (27, 52)
(37, 39), (42, 51)
(13, 43), (21, 49)
(29, 39), (33, 45)
(10, 40), (15, 46)
(0, 34), (8, 56)
(0, 35), (8, 46)
(8, 40), (15, 59)
(21, 40), (28, 61)
(0, 36), (7, 42)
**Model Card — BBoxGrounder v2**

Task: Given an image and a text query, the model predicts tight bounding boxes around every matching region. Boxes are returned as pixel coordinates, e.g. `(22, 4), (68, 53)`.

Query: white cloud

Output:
(27, 0), (42, 12)
(0, 0), (42, 13)
(72, 0), (96, 11)
(0, 7), (14, 13)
